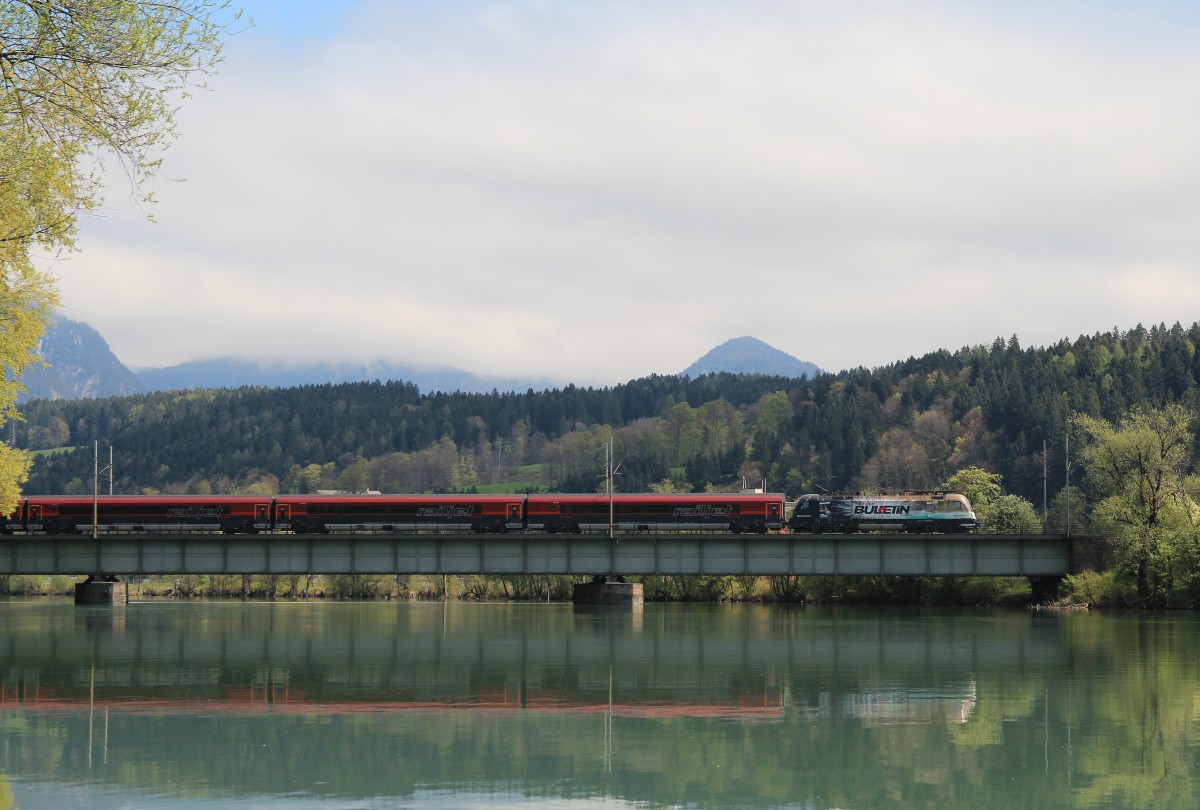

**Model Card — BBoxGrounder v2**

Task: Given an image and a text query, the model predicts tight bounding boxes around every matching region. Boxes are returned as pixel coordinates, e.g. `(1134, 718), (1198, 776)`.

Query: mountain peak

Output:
(17, 314), (143, 402)
(681, 336), (821, 379)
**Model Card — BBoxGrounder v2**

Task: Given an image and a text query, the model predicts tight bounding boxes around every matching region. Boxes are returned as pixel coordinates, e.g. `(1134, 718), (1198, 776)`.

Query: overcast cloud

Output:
(47, 0), (1200, 385)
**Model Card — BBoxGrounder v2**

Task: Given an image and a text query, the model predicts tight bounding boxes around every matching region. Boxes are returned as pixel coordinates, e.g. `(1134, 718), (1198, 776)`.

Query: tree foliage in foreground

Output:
(0, 0), (239, 511)
(1073, 404), (1200, 606)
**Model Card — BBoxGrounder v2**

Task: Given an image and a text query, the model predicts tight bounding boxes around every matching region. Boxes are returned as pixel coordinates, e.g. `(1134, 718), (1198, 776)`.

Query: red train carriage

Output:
(9, 495), (272, 534)
(1, 492), (789, 535)
(273, 494), (525, 533)
(525, 493), (785, 534)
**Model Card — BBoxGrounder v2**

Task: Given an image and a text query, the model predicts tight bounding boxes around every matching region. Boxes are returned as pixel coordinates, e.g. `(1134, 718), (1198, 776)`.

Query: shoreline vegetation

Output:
(1, 572), (1119, 607)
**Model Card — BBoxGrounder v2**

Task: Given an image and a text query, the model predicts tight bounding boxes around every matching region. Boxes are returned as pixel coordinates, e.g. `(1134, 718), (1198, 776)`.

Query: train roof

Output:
(273, 493), (524, 502)
(804, 492), (968, 500)
(20, 493), (786, 506)
(23, 494), (274, 504)
(527, 492), (784, 503)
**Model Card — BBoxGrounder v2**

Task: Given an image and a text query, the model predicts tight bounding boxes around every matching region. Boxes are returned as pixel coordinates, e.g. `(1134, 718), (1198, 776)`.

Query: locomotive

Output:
(0, 491), (786, 535)
(788, 492), (977, 534)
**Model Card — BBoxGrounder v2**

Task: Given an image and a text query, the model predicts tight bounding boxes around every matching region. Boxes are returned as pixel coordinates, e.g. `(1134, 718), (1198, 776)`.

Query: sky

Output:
(46, 0), (1200, 385)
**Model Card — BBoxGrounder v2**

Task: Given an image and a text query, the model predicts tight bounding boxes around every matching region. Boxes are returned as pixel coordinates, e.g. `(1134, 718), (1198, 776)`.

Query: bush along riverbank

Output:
(1, 573), (1050, 606)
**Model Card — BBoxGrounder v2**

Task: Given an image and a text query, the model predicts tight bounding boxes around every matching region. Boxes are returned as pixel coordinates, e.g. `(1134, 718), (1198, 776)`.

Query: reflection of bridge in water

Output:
(0, 604), (1066, 726)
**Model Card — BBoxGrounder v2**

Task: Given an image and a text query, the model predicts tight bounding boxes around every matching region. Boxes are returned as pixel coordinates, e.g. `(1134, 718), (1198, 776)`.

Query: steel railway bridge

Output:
(0, 530), (1100, 583)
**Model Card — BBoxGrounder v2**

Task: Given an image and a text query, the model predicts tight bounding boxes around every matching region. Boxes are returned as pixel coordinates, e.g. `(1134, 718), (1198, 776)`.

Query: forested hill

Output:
(16, 322), (1200, 504)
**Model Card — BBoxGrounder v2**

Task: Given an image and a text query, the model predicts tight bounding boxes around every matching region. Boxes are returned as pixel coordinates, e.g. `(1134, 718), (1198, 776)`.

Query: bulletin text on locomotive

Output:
(787, 492), (977, 534)
(0, 492), (787, 535)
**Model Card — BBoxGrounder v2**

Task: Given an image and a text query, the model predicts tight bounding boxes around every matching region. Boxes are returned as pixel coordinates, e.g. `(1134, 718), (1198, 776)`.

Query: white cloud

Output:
(51, 0), (1200, 383)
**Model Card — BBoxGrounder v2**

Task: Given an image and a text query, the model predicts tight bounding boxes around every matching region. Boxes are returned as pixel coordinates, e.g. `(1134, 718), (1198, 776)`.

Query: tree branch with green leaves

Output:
(1073, 404), (1200, 605)
(0, 0), (241, 511)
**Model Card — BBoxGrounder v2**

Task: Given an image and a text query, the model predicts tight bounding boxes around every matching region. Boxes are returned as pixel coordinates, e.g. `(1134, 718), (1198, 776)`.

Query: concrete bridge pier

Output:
(74, 575), (128, 605)
(1028, 575), (1063, 605)
(573, 576), (643, 606)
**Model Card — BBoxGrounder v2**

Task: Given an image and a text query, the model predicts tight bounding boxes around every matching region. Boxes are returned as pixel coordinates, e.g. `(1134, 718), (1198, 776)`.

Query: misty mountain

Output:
(135, 359), (561, 396)
(681, 336), (821, 379)
(16, 315), (144, 402)
(17, 317), (823, 402)
(17, 317), (562, 399)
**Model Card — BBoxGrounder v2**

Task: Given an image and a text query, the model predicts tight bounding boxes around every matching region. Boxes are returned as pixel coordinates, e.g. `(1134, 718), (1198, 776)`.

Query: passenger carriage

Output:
(273, 494), (525, 533)
(525, 493), (785, 534)
(4, 495), (271, 534)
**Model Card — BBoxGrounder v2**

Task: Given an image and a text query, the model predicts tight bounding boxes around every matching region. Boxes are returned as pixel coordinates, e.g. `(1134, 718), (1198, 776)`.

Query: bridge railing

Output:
(1032, 521), (1092, 538)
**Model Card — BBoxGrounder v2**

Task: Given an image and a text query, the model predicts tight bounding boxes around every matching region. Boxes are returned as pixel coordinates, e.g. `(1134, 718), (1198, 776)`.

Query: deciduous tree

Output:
(1073, 404), (1200, 604)
(981, 494), (1041, 534)
(0, 0), (239, 510)
(941, 466), (1003, 522)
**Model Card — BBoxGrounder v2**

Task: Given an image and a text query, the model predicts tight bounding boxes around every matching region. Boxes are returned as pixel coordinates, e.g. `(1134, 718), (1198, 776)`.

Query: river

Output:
(1, 599), (1197, 809)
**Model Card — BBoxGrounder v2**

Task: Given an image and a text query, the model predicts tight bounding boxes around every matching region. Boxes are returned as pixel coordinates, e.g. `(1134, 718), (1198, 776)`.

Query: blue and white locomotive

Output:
(788, 492), (977, 534)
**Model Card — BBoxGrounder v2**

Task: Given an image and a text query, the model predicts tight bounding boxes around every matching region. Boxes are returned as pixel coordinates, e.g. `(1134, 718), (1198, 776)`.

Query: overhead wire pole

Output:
(92, 442), (101, 576)
(1065, 434), (1072, 539)
(93, 442), (99, 542)
(1043, 439), (1048, 529)
(607, 438), (613, 540)
(605, 438), (621, 581)
(92, 442), (113, 541)
(80, 441), (121, 600)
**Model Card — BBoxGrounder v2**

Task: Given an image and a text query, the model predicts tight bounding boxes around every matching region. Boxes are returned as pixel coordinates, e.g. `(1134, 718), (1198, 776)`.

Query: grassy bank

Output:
(1, 573), (1037, 605)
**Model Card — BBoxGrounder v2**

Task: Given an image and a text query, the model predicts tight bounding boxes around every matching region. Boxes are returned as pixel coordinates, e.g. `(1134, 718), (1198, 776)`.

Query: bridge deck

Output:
(0, 532), (1080, 577)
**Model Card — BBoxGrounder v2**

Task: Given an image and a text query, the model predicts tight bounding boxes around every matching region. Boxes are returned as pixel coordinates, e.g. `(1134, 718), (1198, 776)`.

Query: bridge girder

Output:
(0, 532), (1086, 578)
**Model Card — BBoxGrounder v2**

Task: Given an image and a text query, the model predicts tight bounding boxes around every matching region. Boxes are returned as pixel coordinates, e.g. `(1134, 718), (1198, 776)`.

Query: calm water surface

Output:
(0, 599), (1197, 809)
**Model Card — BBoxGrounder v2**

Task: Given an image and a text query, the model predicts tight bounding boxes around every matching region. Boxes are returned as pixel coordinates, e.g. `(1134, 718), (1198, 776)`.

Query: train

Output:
(787, 492), (977, 534)
(0, 490), (977, 535)
(0, 492), (786, 535)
